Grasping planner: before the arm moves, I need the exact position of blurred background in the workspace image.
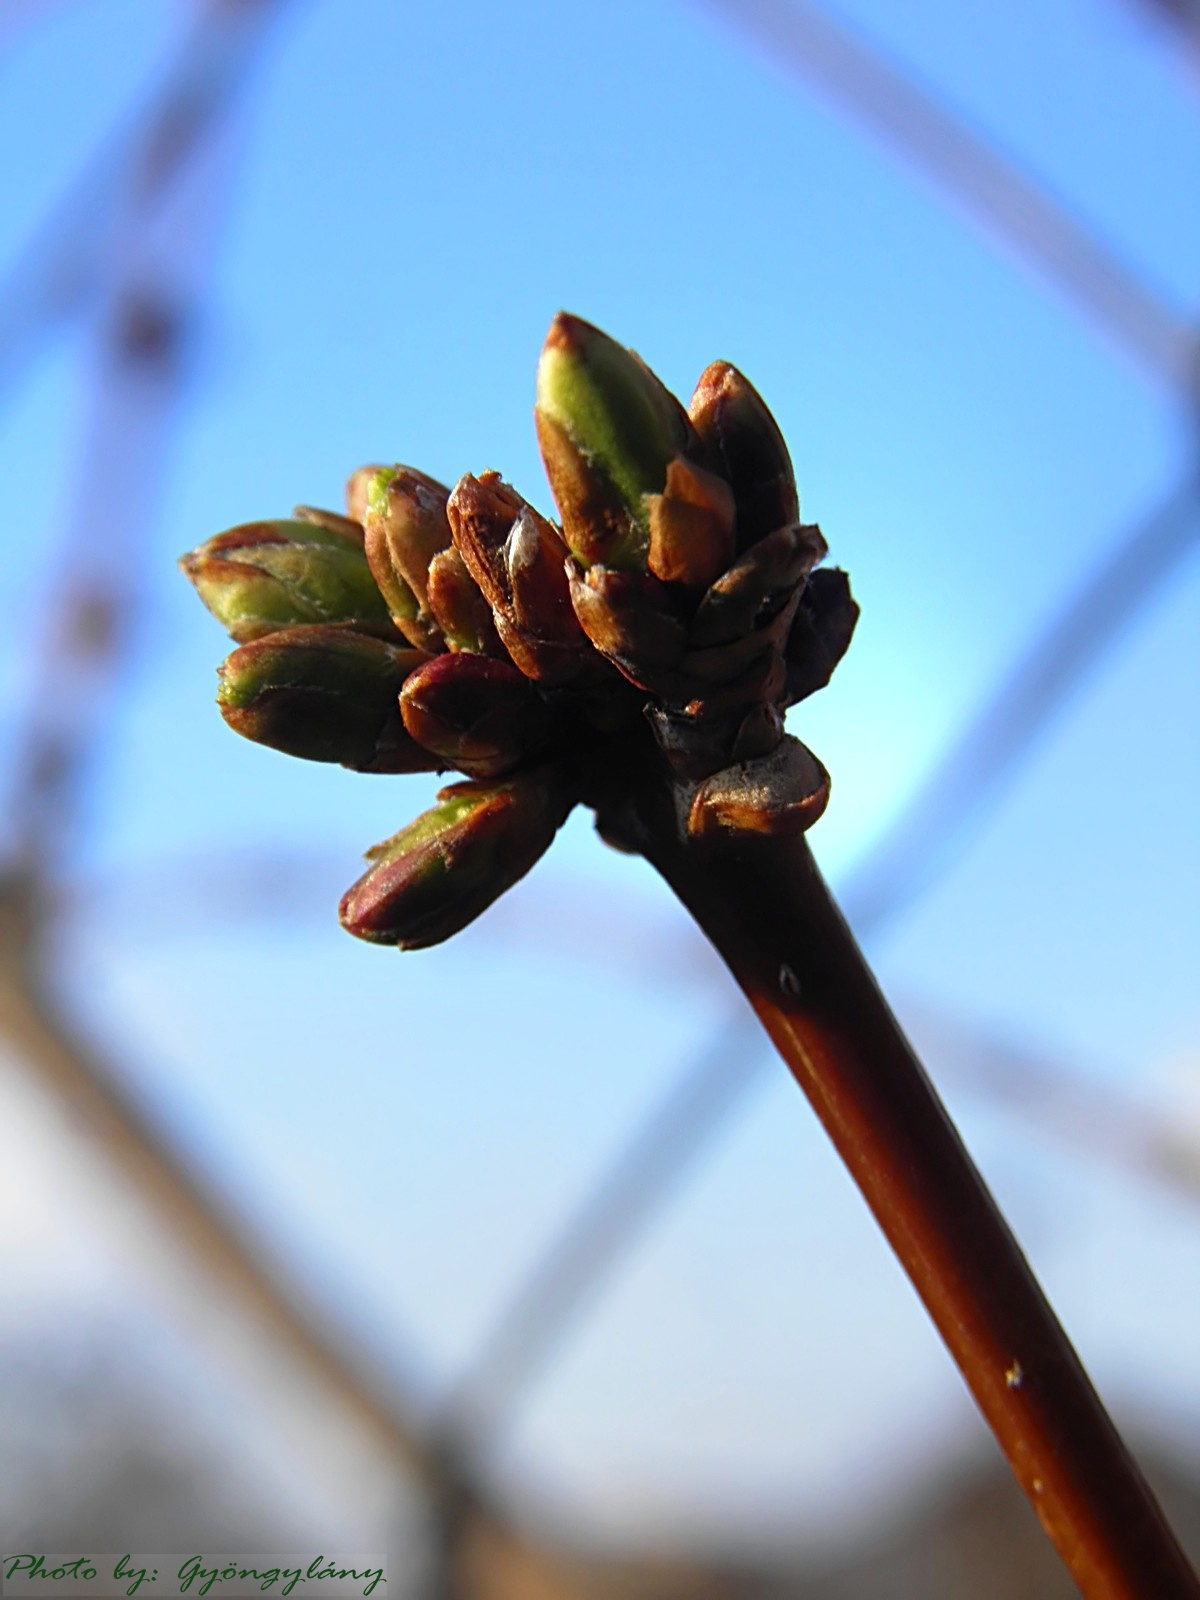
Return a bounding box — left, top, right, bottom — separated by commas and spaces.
0, 1, 1197, 1594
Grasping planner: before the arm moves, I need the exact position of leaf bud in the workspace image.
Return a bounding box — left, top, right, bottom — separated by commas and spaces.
180, 519, 397, 643
399, 653, 552, 778
688, 362, 799, 550
687, 736, 830, 837
363, 466, 453, 649
216, 625, 434, 772
535, 312, 690, 569
338, 772, 573, 949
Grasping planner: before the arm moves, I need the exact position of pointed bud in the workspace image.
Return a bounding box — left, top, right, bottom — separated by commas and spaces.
689, 362, 798, 550
180, 519, 397, 643
784, 567, 860, 705
535, 312, 690, 569
339, 772, 572, 949
363, 467, 452, 649
399, 654, 552, 778
645, 456, 736, 588
426, 546, 504, 655
217, 625, 435, 772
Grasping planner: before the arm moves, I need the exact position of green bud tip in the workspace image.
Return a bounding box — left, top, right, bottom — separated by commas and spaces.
338, 773, 572, 949
534, 312, 690, 569
180, 519, 396, 643
216, 625, 430, 770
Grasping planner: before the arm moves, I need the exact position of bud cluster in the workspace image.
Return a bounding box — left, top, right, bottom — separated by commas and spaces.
181, 314, 857, 947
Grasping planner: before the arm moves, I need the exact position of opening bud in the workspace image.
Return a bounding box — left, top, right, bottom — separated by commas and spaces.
447, 472, 526, 613
567, 565, 687, 688
293, 504, 364, 539
688, 523, 827, 650
504, 506, 578, 642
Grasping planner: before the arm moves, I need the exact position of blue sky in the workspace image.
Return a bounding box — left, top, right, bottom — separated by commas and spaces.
1, 0, 1197, 1553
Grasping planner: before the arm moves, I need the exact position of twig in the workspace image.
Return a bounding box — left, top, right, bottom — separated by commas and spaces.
626, 773, 1200, 1598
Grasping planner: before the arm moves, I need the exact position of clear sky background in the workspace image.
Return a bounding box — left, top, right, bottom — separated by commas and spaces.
0, 0, 1197, 1559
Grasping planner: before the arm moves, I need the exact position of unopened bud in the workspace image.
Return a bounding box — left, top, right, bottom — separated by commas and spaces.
687, 736, 830, 837
339, 772, 572, 949
689, 362, 798, 550
535, 312, 689, 569
217, 625, 433, 771
399, 653, 552, 777
180, 519, 396, 643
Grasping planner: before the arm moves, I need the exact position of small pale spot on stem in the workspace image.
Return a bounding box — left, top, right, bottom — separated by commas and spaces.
1005, 1360, 1024, 1389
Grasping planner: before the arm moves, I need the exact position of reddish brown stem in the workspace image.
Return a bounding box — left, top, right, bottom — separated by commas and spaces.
630, 781, 1199, 1599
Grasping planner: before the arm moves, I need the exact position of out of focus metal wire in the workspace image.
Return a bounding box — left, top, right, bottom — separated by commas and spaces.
0, 0, 490, 1561
0, 882, 437, 1480
0, 12, 561, 1595
5, 0, 294, 874
0, 0, 286, 415
901, 994, 1200, 1208
694, 0, 1194, 389
1131, 0, 1200, 63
